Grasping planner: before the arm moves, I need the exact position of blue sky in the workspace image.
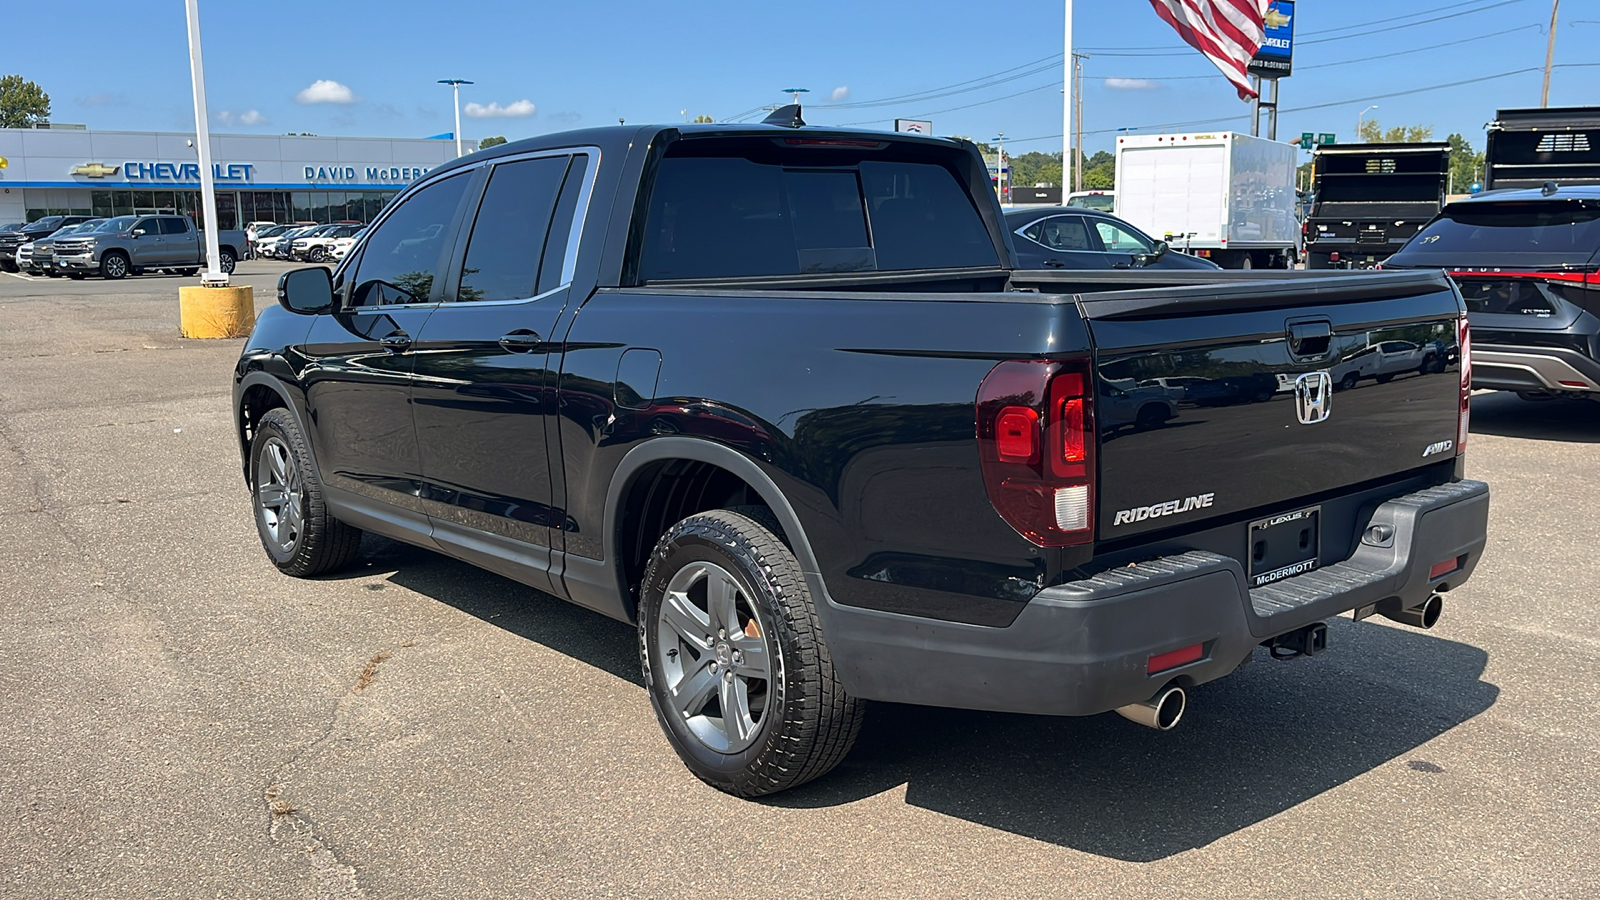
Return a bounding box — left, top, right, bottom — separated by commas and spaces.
8, 0, 1597, 159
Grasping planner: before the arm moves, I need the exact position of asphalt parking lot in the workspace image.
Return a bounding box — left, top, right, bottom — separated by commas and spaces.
2, 262, 1598, 898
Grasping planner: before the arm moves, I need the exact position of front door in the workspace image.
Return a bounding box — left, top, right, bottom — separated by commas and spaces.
409, 152, 591, 590
299, 170, 475, 512
130, 217, 168, 267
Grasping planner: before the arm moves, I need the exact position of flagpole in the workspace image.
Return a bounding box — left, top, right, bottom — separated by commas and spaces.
1064, 0, 1073, 193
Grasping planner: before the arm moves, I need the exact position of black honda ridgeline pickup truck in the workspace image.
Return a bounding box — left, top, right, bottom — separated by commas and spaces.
234, 111, 1489, 796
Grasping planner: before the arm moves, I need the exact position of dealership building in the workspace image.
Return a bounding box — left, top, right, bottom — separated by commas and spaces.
0, 126, 456, 227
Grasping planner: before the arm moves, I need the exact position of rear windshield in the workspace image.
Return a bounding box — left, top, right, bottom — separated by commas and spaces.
1406, 202, 1600, 255
636, 140, 996, 281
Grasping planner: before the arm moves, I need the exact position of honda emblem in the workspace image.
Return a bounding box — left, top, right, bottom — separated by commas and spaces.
1294, 372, 1332, 424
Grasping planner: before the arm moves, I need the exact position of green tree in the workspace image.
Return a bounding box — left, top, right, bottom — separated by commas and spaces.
692, 114, 714, 124
478, 136, 507, 149
1446, 132, 1486, 195
0, 75, 51, 128
1357, 119, 1434, 143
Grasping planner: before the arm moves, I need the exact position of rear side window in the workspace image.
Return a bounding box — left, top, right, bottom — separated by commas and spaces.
637, 144, 995, 281
1407, 202, 1600, 255
160, 217, 189, 235
456, 155, 569, 302
1023, 216, 1091, 251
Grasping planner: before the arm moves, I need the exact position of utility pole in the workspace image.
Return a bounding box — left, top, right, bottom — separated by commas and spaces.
1063, 0, 1073, 192
1073, 53, 1087, 192
438, 79, 473, 157
994, 132, 1006, 205
1542, 0, 1561, 107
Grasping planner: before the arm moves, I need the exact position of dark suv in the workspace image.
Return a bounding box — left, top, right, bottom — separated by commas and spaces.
0, 215, 98, 272
1384, 185, 1600, 401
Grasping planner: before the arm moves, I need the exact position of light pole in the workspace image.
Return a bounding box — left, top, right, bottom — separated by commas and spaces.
1356, 105, 1378, 141
184, 0, 224, 286
438, 79, 473, 157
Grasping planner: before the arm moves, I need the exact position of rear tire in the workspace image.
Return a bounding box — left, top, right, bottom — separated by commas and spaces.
249, 408, 362, 577
639, 509, 864, 797
1135, 404, 1171, 430
219, 249, 237, 274
1339, 372, 1359, 392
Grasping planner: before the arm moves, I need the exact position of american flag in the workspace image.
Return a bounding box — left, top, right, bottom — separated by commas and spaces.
1146, 0, 1273, 100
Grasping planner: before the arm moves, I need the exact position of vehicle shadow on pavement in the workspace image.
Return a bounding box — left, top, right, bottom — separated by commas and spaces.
769, 616, 1497, 862
358, 536, 644, 687
1470, 391, 1600, 443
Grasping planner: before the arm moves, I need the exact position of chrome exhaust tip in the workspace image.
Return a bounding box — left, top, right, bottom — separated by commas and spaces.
1382, 594, 1443, 629
1115, 684, 1186, 731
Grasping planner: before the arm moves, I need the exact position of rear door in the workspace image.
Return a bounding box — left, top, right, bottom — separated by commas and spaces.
409, 150, 594, 587
1013, 213, 1111, 269
161, 216, 198, 264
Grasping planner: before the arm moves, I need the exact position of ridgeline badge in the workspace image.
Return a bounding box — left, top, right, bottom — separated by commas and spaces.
71, 162, 121, 178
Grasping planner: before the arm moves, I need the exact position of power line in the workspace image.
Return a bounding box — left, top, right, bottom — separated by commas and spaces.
1079, 0, 1522, 57
997, 64, 1600, 147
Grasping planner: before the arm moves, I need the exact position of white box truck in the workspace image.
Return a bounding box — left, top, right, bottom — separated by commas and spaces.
1114, 132, 1299, 269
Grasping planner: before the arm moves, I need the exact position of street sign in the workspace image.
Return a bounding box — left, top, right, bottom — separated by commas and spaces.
1318, 133, 1336, 145
1248, 0, 1294, 78
895, 119, 933, 135
1300, 132, 1314, 150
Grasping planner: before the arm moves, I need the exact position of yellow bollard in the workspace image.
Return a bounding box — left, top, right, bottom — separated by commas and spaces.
178, 284, 255, 339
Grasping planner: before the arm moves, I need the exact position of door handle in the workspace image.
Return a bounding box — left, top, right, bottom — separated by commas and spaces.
498, 329, 543, 353
379, 330, 413, 352
1043, 259, 1067, 269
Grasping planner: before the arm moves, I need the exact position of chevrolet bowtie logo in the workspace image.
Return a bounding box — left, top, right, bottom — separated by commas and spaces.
1264, 6, 1292, 29
72, 162, 121, 178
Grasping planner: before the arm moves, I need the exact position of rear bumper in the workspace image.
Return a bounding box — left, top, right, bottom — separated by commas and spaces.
824, 479, 1489, 716
1473, 345, 1600, 393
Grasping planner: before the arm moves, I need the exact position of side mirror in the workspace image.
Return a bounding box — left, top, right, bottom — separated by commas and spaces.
1133, 240, 1170, 267
131, 228, 146, 237
277, 266, 334, 315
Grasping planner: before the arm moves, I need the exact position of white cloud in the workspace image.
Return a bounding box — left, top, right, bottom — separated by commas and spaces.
830, 86, 850, 102
464, 99, 537, 118
1104, 78, 1162, 91
295, 80, 358, 104
214, 109, 269, 126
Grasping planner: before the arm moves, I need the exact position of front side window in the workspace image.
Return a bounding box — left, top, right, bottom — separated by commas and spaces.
1093, 220, 1152, 253
456, 155, 570, 302
349, 173, 470, 307
135, 219, 161, 235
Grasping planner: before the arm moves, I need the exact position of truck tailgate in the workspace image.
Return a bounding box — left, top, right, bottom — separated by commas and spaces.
1065, 271, 1466, 541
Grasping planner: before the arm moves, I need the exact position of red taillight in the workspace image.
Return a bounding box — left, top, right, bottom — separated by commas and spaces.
1430, 556, 1464, 579
1458, 315, 1471, 453
1447, 269, 1600, 286
977, 359, 1097, 546
1330, 252, 1341, 263
1148, 643, 1205, 674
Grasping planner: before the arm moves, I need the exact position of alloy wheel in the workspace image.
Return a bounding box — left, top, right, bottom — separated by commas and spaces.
256, 437, 304, 553
655, 561, 775, 754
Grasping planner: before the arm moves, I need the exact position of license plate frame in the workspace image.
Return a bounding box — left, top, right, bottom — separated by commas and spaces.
1247, 505, 1322, 588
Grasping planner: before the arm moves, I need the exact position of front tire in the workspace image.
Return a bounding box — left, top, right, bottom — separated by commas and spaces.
639, 509, 864, 797
249, 408, 362, 577
100, 252, 129, 280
